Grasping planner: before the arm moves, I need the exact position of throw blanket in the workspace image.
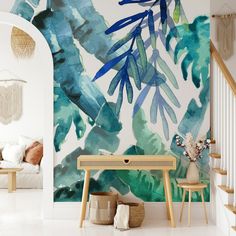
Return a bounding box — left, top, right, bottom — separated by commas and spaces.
114, 204, 129, 230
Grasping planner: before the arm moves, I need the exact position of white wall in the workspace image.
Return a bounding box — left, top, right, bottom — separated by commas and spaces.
211, 0, 236, 79
0, 23, 46, 142
0, 12, 54, 218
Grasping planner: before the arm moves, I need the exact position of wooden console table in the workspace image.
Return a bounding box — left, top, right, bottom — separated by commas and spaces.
77, 155, 176, 228
0, 168, 23, 193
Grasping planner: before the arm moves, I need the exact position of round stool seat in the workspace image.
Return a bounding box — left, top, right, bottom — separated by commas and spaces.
177, 183, 207, 190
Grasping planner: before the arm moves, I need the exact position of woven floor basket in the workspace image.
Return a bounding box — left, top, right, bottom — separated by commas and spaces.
118, 202, 145, 228
89, 192, 118, 225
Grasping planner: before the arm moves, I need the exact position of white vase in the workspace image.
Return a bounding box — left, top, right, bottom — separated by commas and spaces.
186, 162, 199, 184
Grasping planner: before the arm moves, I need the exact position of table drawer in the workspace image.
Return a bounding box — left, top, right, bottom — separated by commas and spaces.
78, 155, 176, 170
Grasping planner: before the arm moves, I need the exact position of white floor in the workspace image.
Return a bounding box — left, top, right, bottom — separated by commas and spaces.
0, 190, 226, 236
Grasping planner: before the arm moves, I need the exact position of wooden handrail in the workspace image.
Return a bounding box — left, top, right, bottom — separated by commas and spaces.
210, 40, 236, 96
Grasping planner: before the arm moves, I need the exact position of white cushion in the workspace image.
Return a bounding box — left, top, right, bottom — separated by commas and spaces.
2, 144, 25, 165
0, 141, 17, 149
20, 162, 40, 174
0, 161, 40, 174
40, 156, 45, 172
18, 136, 35, 149
18, 135, 43, 149
0, 160, 17, 168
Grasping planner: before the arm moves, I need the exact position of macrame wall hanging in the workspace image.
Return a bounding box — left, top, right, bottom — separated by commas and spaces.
11, 26, 36, 59
212, 6, 236, 60
0, 71, 26, 125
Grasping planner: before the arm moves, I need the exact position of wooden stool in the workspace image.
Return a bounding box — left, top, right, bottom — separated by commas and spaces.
177, 183, 208, 226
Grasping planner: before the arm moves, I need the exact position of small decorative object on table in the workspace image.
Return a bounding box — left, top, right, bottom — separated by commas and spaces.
176, 133, 211, 184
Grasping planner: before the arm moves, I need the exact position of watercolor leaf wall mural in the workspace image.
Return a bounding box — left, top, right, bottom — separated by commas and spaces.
92, 0, 181, 140
166, 16, 210, 88
54, 86, 86, 152
54, 108, 209, 202
8, 0, 210, 203
11, 0, 39, 21
32, 9, 122, 134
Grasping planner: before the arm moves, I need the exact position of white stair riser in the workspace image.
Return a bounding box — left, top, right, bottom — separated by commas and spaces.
210, 158, 221, 169
212, 172, 227, 185
209, 144, 216, 154
213, 186, 235, 235
225, 208, 236, 227
214, 159, 221, 169
228, 195, 234, 206
217, 187, 234, 205
215, 195, 230, 236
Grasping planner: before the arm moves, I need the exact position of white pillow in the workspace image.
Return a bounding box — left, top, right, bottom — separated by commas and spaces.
0, 160, 18, 168
40, 156, 45, 172
18, 135, 35, 149
20, 162, 40, 174
18, 135, 43, 149
2, 144, 26, 165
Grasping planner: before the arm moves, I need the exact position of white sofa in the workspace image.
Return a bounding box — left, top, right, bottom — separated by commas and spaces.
0, 160, 43, 189
0, 139, 43, 189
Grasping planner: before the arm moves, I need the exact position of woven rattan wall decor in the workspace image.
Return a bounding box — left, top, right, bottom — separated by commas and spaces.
0, 70, 26, 125
11, 27, 35, 59
0, 81, 23, 124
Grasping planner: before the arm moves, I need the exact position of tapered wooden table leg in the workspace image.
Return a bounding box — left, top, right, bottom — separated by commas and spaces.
163, 176, 170, 220
8, 173, 14, 193
80, 170, 90, 228
12, 172, 16, 191
180, 189, 186, 222
188, 190, 192, 227
201, 189, 208, 224
163, 170, 176, 227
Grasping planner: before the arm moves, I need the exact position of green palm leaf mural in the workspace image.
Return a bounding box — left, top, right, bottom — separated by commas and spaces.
166, 16, 210, 88
54, 86, 86, 152
9, 0, 210, 203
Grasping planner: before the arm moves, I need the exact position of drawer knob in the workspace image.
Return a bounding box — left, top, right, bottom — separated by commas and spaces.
123, 159, 130, 164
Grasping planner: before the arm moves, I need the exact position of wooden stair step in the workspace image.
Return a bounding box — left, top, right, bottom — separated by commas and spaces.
213, 168, 227, 175
218, 185, 234, 194
232, 226, 236, 232
209, 153, 221, 159
225, 204, 236, 214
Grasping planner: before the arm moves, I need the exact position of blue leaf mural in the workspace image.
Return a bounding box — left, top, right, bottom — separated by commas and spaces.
93, 50, 132, 82
119, 0, 154, 5
105, 11, 149, 35
9, 0, 210, 203
160, 0, 167, 24
148, 10, 157, 49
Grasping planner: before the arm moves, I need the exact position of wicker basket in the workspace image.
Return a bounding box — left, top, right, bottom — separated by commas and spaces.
118, 201, 145, 228
89, 192, 118, 225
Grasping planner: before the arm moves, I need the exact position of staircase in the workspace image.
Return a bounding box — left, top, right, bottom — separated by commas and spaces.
210, 41, 236, 236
